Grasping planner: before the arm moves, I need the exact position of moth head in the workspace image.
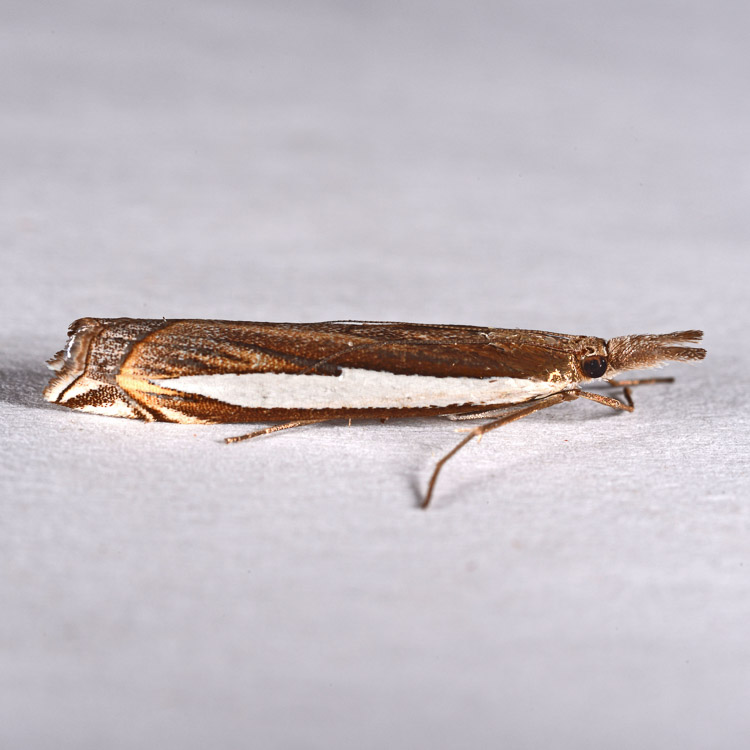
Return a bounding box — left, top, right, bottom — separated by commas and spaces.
575, 330, 706, 380
604, 330, 705, 376
575, 338, 610, 380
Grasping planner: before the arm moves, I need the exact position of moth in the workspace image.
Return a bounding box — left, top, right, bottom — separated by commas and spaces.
44, 318, 706, 507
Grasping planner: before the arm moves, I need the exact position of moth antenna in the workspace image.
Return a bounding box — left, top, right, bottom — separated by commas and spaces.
606, 330, 706, 374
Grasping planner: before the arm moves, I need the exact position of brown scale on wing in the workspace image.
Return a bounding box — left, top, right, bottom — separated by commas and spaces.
297, 323, 588, 379
123, 320, 588, 382
122, 321, 341, 380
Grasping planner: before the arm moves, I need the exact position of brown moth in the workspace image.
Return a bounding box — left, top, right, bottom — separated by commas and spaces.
44, 318, 706, 507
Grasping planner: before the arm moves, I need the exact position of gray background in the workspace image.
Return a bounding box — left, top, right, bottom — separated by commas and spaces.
2, 1, 749, 748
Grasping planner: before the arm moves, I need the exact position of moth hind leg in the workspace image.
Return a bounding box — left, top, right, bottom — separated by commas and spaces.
423, 391, 575, 509
443, 405, 521, 421
225, 419, 334, 444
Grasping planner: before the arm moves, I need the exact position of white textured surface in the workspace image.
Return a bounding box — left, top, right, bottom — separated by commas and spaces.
1, 1, 749, 749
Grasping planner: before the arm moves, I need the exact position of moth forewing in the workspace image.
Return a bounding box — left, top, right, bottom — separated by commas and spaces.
44, 318, 706, 507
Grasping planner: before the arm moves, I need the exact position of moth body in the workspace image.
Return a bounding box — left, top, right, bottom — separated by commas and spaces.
44, 318, 704, 425
43, 317, 705, 506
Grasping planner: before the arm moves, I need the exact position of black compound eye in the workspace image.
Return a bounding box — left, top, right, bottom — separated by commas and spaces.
582, 356, 608, 378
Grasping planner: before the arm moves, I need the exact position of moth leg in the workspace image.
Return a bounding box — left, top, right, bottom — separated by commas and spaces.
577, 389, 635, 411
444, 405, 519, 421
582, 376, 674, 411
606, 376, 674, 387
442, 376, 669, 424
225, 419, 332, 444
422, 391, 576, 509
